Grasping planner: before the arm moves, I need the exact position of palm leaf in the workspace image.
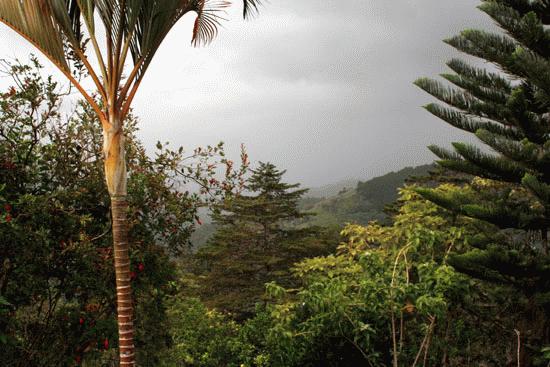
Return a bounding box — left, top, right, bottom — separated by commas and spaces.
243, 0, 261, 19
192, 1, 230, 47
120, 0, 260, 112
0, 0, 68, 72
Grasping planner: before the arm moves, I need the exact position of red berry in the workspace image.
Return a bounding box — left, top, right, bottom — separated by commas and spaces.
138, 263, 144, 272
130, 271, 137, 280
103, 338, 109, 350
5, 213, 11, 223
4, 204, 11, 212
79, 317, 84, 325
75, 355, 81, 364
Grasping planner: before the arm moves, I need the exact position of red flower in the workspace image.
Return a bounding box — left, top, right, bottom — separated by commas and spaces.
137, 263, 145, 272
79, 317, 84, 325
103, 338, 109, 350
130, 271, 137, 280
5, 213, 11, 223
4, 204, 11, 212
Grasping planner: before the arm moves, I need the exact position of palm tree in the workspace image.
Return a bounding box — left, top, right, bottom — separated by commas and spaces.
0, 1, 261, 365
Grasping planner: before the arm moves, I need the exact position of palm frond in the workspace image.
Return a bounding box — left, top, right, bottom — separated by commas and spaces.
119, 0, 231, 112
0, 0, 68, 72
243, 0, 262, 19
192, 1, 230, 47
76, 0, 95, 33
0, 0, 108, 120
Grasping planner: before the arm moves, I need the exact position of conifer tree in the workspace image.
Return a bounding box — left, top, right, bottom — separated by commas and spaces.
415, 0, 550, 360
195, 162, 336, 319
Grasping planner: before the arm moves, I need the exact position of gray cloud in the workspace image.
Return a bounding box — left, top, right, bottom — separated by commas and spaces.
0, 1, 499, 187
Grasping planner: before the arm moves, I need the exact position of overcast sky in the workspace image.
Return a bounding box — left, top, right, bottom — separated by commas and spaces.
0, 0, 496, 187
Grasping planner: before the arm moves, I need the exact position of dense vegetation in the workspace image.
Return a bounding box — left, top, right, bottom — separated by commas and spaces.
415, 0, 550, 363
0, 59, 246, 366
192, 162, 338, 320
2, 0, 550, 366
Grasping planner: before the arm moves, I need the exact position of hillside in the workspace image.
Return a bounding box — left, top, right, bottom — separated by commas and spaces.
299, 164, 435, 227
304, 178, 359, 198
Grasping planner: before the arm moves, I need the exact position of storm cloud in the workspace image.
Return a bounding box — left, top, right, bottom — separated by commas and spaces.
0, 1, 496, 187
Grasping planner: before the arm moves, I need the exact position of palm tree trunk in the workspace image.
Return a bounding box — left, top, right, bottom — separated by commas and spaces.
111, 196, 135, 366
103, 122, 135, 366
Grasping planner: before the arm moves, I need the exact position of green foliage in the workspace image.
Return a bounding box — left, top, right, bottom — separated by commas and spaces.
193, 162, 337, 319
0, 58, 244, 366
252, 187, 522, 366
165, 185, 518, 366
161, 297, 243, 367
415, 1, 550, 361
245, 187, 472, 366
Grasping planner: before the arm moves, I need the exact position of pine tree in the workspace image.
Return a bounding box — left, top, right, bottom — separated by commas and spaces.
194, 162, 336, 319
415, 0, 550, 361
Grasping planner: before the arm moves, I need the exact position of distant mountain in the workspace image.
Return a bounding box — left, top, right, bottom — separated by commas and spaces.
356, 164, 435, 210
298, 164, 435, 228
304, 178, 359, 198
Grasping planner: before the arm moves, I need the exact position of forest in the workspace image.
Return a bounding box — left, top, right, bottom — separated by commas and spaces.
1, 0, 550, 366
